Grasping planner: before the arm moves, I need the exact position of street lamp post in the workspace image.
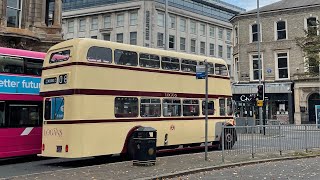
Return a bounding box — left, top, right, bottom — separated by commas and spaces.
257, 0, 263, 130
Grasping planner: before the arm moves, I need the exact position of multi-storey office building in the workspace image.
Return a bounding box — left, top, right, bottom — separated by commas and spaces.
231, 0, 320, 124
61, 0, 244, 75
0, 0, 62, 51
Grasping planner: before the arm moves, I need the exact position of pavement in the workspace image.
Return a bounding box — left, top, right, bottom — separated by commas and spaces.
4, 148, 320, 180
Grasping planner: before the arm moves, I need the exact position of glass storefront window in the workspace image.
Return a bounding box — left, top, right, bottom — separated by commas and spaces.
7, 0, 22, 28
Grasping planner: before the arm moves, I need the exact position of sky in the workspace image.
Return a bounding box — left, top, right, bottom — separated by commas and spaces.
224, 0, 281, 11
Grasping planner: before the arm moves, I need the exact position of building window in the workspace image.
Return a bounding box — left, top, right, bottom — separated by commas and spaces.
91, 16, 98, 30
116, 33, 123, 43
115, 97, 138, 118
200, 24, 206, 36
163, 99, 181, 117
277, 21, 286, 40
252, 55, 263, 80
130, 11, 138, 26
209, 26, 215, 38
218, 28, 223, 39
79, 19, 86, 32
200, 42, 206, 55
180, 37, 186, 51
234, 57, 240, 81
276, 52, 289, 79
68, 20, 74, 33
180, 18, 186, 32
190, 21, 196, 34
218, 45, 223, 58
209, 43, 215, 56
91, 36, 97, 39
227, 46, 232, 59
191, 39, 196, 53
234, 26, 238, 44
227, 30, 232, 42
117, 14, 124, 27
307, 17, 318, 36
103, 33, 110, 41
104, 15, 111, 28
130, 32, 137, 45
251, 24, 260, 42
157, 33, 164, 47
169, 15, 176, 29
6, 0, 22, 28
140, 98, 161, 117
169, 35, 175, 49
157, 12, 164, 27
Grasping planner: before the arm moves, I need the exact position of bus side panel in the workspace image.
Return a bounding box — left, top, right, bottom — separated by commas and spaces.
41, 119, 224, 158
0, 127, 42, 158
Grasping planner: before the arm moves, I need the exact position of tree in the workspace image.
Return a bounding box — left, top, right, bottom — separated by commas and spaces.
296, 19, 320, 76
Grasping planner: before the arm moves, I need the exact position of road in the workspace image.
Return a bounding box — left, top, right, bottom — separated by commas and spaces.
0, 155, 121, 179
180, 156, 320, 179
0, 127, 319, 179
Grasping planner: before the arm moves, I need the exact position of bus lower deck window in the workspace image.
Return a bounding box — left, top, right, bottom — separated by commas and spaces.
183, 99, 199, 116
115, 97, 138, 118
163, 99, 181, 117
140, 98, 161, 117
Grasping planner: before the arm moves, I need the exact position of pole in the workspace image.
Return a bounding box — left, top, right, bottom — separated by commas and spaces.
205, 59, 209, 161
164, 0, 168, 50
257, 0, 263, 132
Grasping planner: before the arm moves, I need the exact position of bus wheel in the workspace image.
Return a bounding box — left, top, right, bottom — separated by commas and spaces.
224, 128, 235, 150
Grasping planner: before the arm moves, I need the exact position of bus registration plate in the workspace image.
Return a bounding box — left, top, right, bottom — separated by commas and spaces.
56, 146, 62, 153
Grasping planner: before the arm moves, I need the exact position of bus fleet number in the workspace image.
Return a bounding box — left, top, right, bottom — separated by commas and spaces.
58, 74, 68, 84
165, 93, 178, 97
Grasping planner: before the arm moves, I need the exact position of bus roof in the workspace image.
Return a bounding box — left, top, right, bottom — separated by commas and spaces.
48, 38, 228, 65
0, 47, 46, 60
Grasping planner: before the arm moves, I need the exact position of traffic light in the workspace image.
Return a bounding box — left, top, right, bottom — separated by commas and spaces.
257, 84, 264, 100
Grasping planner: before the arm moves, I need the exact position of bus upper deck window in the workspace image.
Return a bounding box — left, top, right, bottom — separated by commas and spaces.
50, 50, 70, 64
181, 59, 197, 73
161, 57, 180, 71
87, 46, 112, 63
0, 56, 24, 74
114, 49, 138, 66
139, 53, 160, 69
199, 61, 214, 74
215, 64, 228, 76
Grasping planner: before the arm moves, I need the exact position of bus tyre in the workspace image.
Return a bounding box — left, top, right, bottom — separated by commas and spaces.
224, 128, 235, 150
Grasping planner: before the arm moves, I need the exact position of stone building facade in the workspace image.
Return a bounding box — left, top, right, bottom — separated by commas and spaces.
0, 0, 63, 52
231, 0, 320, 124
61, 0, 244, 76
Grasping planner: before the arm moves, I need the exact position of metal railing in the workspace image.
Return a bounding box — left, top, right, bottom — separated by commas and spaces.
221, 124, 320, 162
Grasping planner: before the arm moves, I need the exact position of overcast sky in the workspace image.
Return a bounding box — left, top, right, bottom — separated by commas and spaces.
225, 0, 281, 10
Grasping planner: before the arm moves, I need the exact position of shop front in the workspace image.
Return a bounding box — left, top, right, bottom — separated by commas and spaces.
232, 83, 294, 124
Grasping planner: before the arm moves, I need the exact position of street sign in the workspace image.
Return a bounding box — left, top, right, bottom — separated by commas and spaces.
266, 68, 272, 74
315, 105, 320, 128
196, 65, 206, 79
257, 100, 264, 107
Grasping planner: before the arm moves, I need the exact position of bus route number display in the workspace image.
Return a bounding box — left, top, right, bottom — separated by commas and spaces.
58, 74, 68, 84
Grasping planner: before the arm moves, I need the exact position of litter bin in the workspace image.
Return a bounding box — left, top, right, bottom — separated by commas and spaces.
132, 127, 157, 166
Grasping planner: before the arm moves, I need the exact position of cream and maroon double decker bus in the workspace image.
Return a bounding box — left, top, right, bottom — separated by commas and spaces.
40, 38, 235, 158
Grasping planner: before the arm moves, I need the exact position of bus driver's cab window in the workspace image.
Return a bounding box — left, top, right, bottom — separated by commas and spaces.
44, 97, 64, 120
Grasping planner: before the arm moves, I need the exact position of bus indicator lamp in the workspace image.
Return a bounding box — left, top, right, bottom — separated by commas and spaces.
42, 144, 45, 151
65, 145, 69, 152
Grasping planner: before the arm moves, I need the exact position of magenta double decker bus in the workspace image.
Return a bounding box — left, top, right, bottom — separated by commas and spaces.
0, 47, 45, 159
